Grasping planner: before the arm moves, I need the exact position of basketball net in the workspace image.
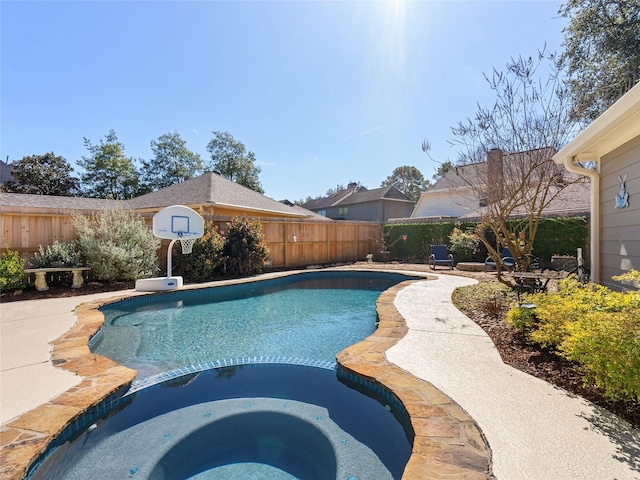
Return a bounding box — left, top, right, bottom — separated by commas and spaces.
180, 238, 196, 255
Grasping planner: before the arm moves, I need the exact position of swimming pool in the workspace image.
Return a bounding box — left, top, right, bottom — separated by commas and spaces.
93, 271, 417, 377
31, 271, 421, 479
31, 362, 413, 480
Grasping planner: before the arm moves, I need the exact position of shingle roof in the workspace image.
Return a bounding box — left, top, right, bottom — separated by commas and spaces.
1, 173, 328, 220
0, 192, 116, 211
126, 172, 309, 217
302, 187, 358, 210
339, 186, 413, 205
303, 185, 413, 210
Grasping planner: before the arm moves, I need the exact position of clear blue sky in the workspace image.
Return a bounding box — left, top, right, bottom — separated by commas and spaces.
1, 0, 566, 202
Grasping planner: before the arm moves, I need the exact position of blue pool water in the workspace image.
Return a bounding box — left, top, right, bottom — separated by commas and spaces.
32, 271, 419, 480
94, 271, 415, 377
32, 362, 413, 480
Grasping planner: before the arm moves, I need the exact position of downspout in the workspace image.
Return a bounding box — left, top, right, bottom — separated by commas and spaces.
562, 156, 600, 283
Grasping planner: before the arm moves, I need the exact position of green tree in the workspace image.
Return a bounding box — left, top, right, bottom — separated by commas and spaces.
140, 131, 203, 192
2, 153, 78, 196
381, 166, 428, 201
78, 130, 140, 199
205, 131, 264, 193
559, 0, 640, 122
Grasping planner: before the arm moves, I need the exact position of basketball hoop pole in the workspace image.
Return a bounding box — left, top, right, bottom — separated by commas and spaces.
167, 239, 178, 278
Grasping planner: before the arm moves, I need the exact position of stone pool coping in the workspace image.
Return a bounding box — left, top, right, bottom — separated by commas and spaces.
0, 270, 491, 479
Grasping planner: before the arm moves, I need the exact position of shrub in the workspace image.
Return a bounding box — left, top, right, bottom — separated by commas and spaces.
31, 241, 83, 268
505, 305, 537, 332
174, 222, 225, 282
508, 277, 640, 402
223, 217, 269, 277
561, 307, 640, 401
73, 207, 161, 282
529, 279, 630, 348
613, 269, 640, 289
448, 226, 480, 263
0, 249, 26, 291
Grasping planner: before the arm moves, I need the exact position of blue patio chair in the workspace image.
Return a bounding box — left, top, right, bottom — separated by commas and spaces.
484, 247, 515, 272
428, 245, 454, 270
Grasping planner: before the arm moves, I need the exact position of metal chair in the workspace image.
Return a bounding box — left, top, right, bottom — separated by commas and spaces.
428, 245, 454, 270
484, 247, 516, 272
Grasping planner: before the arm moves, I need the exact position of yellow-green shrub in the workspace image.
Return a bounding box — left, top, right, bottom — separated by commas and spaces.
561, 308, 640, 401
506, 277, 640, 401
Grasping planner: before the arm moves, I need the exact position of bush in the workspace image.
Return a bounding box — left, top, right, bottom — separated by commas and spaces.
505, 305, 537, 332
73, 208, 161, 282
31, 241, 83, 268
174, 222, 225, 282
223, 217, 269, 277
448, 226, 480, 263
561, 308, 640, 401
507, 277, 640, 402
0, 249, 26, 291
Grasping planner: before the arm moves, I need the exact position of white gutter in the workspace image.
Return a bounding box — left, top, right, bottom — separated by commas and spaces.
558, 158, 600, 283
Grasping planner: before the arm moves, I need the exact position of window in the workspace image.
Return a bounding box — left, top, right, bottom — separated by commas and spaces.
317, 210, 326, 216
338, 207, 348, 216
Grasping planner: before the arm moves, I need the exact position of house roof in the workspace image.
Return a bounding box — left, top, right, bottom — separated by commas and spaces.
428, 163, 483, 192
456, 178, 591, 219
127, 172, 312, 218
553, 82, 640, 165
1, 172, 330, 221
339, 186, 414, 205
303, 185, 413, 210
0, 192, 116, 211
302, 186, 359, 210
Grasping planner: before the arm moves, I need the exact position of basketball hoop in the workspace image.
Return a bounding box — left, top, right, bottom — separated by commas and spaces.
180, 238, 196, 255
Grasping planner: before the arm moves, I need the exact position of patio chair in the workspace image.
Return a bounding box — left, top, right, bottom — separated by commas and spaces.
484, 247, 515, 272
428, 245, 454, 270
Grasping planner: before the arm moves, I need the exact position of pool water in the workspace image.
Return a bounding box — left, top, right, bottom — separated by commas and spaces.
32, 363, 412, 480
95, 272, 414, 377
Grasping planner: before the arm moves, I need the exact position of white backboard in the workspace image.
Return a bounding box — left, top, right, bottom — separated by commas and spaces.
153, 205, 205, 240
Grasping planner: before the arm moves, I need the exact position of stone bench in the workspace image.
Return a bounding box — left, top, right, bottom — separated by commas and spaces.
23, 267, 92, 291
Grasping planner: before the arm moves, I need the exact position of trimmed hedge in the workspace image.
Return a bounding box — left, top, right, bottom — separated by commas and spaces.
384, 217, 588, 265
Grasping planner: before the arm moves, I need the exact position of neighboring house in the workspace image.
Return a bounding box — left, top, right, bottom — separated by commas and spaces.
398, 148, 590, 222
553, 82, 640, 290
302, 183, 415, 223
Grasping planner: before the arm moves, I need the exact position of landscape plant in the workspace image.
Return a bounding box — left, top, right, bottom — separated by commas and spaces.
223, 217, 269, 277
73, 207, 160, 282
507, 277, 640, 402
173, 221, 225, 282
29, 240, 84, 287
31, 241, 83, 268
448, 226, 480, 263
0, 249, 25, 291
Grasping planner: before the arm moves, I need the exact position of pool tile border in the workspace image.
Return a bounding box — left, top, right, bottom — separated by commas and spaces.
0, 271, 492, 480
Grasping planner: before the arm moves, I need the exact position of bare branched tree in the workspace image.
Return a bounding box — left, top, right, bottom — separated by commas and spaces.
444, 51, 583, 284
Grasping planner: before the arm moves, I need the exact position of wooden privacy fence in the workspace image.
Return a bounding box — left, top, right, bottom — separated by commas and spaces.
1, 210, 383, 271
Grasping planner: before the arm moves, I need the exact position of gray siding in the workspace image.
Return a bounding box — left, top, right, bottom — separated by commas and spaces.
599, 135, 640, 289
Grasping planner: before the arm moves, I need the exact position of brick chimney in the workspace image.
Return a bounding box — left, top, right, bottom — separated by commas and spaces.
487, 148, 504, 203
